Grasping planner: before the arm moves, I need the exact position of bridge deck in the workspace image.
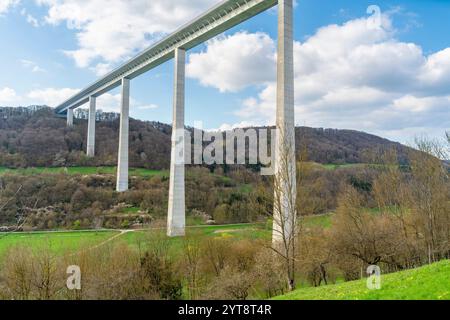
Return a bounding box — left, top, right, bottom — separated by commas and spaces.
55, 0, 277, 114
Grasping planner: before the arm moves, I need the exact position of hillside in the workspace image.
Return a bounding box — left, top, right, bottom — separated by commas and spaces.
274, 260, 450, 300
0, 108, 414, 169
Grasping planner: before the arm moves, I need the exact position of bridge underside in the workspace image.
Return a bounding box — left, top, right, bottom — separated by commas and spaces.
55, 0, 277, 113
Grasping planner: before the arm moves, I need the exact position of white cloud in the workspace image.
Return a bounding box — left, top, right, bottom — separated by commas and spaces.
189, 15, 450, 142
95, 94, 158, 113
26, 88, 145, 111
0, 0, 19, 15
419, 48, 450, 95
187, 31, 276, 92
27, 87, 79, 107
213, 121, 259, 132
0, 87, 19, 104
90, 62, 113, 77
2, 86, 157, 113
35, 0, 218, 69
138, 104, 159, 110
20, 59, 46, 73
21, 8, 40, 26
26, 13, 39, 27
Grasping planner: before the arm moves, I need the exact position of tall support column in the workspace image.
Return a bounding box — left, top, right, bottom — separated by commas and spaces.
87, 96, 96, 157
67, 108, 74, 127
116, 78, 130, 192
273, 0, 296, 246
167, 48, 186, 237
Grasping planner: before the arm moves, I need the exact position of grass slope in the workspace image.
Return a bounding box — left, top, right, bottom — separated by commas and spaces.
275, 260, 450, 300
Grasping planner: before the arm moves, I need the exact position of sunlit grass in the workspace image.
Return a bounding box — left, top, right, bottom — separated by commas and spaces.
0, 230, 119, 258
274, 260, 450, 300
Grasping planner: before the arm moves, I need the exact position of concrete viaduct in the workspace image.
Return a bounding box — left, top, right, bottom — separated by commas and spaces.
55, 0, 296, 241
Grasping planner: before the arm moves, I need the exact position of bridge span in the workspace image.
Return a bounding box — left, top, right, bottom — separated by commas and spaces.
55, 0, 296, 243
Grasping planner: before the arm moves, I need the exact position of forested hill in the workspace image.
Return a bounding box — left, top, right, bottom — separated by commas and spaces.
0, 108, 414, 169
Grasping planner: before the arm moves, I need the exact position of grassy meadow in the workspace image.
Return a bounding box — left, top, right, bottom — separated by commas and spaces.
275, 260, 450, 300
0, 213, 334, 259
0, 224, 265, 258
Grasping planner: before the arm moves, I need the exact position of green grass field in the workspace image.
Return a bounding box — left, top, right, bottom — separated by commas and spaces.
119, 223, 270, 253
0, 215, 333, 260
0, 166, 167, 177
0, 230, 119, 257
274, 260, 450, 300
0, 223, 269, 259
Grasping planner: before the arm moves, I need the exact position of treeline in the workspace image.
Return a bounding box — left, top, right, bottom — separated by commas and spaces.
0, 110, 414, 169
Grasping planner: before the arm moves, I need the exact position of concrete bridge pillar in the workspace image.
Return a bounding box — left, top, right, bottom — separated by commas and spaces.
273, 0, 297, 246
116, 78, 130, 192
67, 108, 74, 127
167, 48, 186, 237
87, 96, 96, 157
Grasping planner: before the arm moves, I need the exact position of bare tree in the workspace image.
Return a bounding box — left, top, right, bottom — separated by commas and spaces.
409, 135, 450, 263
251, 130, 299, 291
272, 130, 298, 291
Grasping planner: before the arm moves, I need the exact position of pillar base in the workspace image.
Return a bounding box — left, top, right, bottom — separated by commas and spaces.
167, 226, 186, 237
87, 147, 95, 158
116, 182, 128, 193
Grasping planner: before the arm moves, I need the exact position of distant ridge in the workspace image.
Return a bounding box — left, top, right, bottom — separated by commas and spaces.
0, 108, 417, 169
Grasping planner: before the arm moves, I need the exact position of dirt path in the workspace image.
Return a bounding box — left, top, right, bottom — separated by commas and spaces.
67, 230, 134, 257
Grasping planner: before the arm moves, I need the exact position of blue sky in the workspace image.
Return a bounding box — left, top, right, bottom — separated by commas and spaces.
0, 0, 449, 144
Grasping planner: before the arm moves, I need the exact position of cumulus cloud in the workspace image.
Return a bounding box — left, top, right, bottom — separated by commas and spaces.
1, 86, 156, 114
90, 93, 158, 113
0, 87, 19, 104
0, 0, 19, 15
35, 0, 218, 69
213, 121, 259, 132
188, 15, 450, 142
187, 32, 276, 92
27, 87, 79, 107
90, 62, 113, 77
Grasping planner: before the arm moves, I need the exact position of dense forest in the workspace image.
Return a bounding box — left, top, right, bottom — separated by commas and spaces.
0, 108, 414, 169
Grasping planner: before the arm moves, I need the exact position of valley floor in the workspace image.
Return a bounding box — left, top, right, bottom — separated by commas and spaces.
0, 223, 267, 258
0, 215, 334, 258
